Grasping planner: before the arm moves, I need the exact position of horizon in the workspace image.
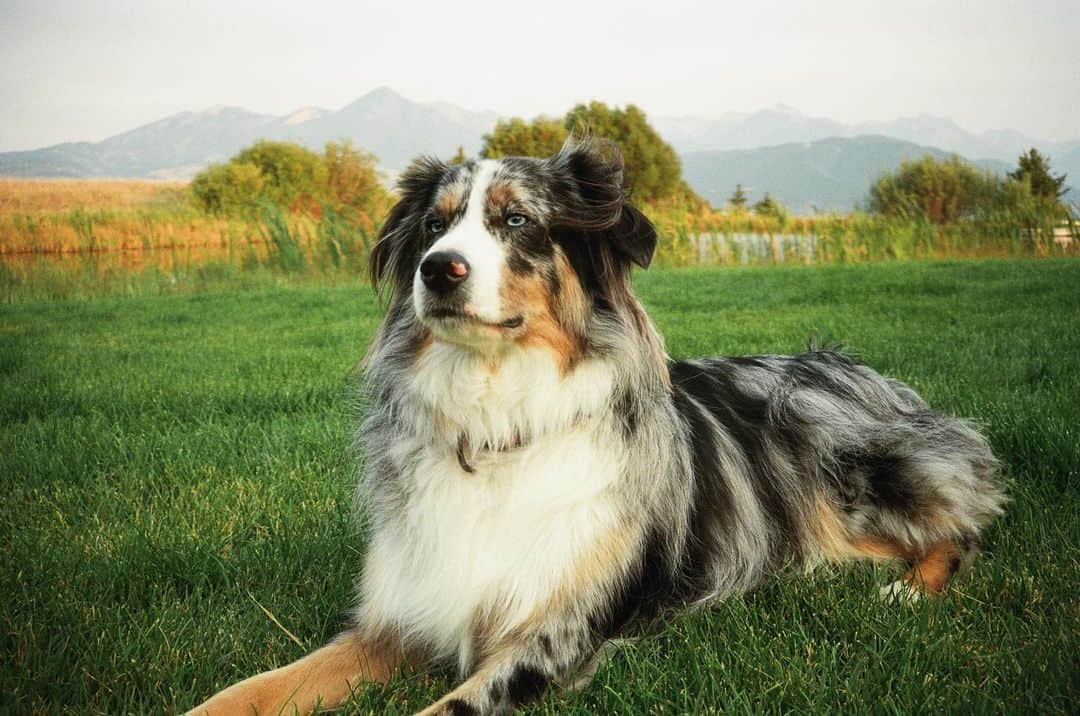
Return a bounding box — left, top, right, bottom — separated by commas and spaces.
2, 0, 1079, 153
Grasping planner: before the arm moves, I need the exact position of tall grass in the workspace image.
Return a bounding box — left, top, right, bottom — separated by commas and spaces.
1, 178, 1076, 302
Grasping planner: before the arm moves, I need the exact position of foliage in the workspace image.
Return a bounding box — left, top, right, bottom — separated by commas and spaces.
563, 102, 688, 204
867, 153, 1074, 232
481, 117, 568, 160
448, 146, 468, 165
729, 184, 748, 209
1009, 148, 1068, 201
867, 155, 1000, 224
189, 140, 388, 220
480, 103, 698, 205
322, 140, 391, 223
189, 161, 266, 215
230, 141, 327, 212
752, 193, 787, 223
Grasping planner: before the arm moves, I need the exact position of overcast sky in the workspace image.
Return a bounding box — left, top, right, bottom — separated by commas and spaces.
2, 0, 1077, 152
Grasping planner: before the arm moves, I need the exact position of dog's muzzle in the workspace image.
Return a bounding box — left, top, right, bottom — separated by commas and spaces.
419, 251, 469, 295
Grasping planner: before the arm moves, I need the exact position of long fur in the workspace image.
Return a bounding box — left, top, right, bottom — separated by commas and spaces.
188, 139, 1005, 716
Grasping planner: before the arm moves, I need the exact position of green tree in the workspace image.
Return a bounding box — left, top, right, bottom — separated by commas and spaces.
729, 184, 748, 209
752, 193, 787, 222
479, 103, 700, 205
232, 140, 326, 210
868, 155, 998, 224
189, 161, 265, 214
564, 102, 685, 203
323, 140, 390, 218
1009, 148, 1067, 201
448, 146, 468, 165
191, 139, 390, 218
481, 117, 568, 160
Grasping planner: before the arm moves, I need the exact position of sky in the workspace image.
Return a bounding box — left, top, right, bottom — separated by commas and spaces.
2, 0, 1078, 152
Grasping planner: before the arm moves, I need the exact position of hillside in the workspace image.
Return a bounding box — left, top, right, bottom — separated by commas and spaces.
680, 136, 1013, 212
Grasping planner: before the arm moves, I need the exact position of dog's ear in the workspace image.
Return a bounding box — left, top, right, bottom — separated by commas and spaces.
370, 156, 449, 296
611, 203, 658, 269
547, 138, 657, 270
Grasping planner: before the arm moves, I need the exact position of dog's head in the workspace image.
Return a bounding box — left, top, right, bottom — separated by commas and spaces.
370, 139, 656, 355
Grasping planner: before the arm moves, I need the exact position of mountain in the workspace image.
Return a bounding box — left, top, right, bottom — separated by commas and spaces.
656, 107, 1078, 168
0, 87, 498, 179
277, 87, 497, 171
3, 92, 1076, 211
680, 135, 1013, 213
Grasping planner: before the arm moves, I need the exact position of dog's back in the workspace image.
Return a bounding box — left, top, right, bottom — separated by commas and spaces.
668, 351, 1003, 603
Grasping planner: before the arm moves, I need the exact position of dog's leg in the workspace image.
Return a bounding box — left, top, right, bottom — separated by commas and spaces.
412, 622, 604, 716
185, 628, 404, 715
861, 538, 975, 603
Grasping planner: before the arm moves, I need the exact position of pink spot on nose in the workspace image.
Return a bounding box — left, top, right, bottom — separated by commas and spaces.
448, 261, 468, 278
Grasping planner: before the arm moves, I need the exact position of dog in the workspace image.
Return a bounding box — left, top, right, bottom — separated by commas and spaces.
188, 139, 1005, 715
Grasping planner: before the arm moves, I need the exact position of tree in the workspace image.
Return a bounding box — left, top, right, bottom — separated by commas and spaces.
481, 117, 568, 160
729, 184, 748, 209
479, 102, 701, 205
231, 140, 327, 211
564, 102, 685, 204
449, 146, 468, 165
190, 161, 265, 214
1009, 148, 1067, 201
868, 155, 998, 224
752, 193, 787, 222
191, 139, 389, 217
323, 140, 391, 218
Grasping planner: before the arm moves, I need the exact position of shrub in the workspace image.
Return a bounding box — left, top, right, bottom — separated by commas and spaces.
232, 141, 326, 211
868, 155, 998, 224
323, 140, 391, 222
191, 140, 391, 222
481, 117, 568, 160
190, 161, 265, 214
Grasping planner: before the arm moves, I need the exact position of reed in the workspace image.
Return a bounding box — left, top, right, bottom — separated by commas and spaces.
1, 178, 1075, 302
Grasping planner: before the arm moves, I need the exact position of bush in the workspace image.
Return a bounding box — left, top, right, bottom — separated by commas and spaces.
481, 117, 568, 160
191, 140, 390, 220
322, 140, 391, 222
868, 155, 999, 224
868, 154, 1073, 234
190, 161, 265, 215
231, 141, 326, 212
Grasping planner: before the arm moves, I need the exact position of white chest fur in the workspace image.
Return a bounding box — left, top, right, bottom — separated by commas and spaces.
358, 344, 623, 672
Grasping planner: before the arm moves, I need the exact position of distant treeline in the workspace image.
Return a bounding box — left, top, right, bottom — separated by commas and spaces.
189, 101, 1074, 234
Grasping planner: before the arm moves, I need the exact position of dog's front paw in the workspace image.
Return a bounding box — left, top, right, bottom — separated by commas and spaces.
879, 579, 922, 605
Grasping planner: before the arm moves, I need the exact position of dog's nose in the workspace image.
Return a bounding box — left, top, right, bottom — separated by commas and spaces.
420, 251, 470, 293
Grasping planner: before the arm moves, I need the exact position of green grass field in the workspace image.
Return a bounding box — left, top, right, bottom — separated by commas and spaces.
3, 259, 1078, 714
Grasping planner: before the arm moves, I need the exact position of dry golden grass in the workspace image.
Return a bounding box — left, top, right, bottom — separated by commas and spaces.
0, 178, 270, 257
0, 178, 188, 213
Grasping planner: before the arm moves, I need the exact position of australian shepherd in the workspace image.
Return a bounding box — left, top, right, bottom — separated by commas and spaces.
188, 140, 1005, 715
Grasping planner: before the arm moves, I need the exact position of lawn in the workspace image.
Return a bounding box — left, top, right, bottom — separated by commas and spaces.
2, 259, 1077, 714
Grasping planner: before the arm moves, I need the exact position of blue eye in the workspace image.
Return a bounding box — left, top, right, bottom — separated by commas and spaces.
427, 219, 444, 233
506, 214, 528, 227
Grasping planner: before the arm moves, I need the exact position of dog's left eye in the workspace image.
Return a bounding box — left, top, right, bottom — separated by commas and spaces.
506, 214, 528, 228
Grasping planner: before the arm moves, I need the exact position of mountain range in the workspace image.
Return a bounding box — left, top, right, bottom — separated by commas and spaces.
681, 136, 1014, 212
0, 87, 496, 180
1, 87, 1076, 211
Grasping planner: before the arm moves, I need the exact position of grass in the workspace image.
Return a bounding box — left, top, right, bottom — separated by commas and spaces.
0, 178, 188, 213
3, 178, 1077, 304
2, 259, 1078, 714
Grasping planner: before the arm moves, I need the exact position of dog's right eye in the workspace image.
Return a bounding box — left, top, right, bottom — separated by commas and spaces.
427, 219, 445, 233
